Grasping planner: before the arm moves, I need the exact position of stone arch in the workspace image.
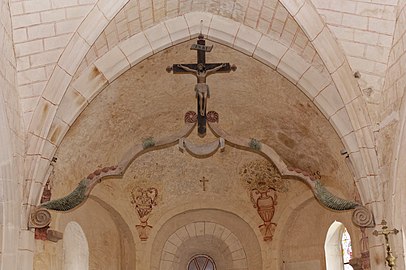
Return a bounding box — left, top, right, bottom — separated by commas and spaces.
159, 221, 247, 270
274, 186, 358, 269
149, 208, 262, 270
389, 92, 406, 269
55, 13, 351, 144
0, 84, 21, 268
25, 9, 376, 217
271, 190, 314, 267
147, 194, 263, 242
391, 92, 406, 215
278, 0, 379, 208
54, 196, 131, 270
50, 15, 354, 168
63, 221, 89, 270
24, 0, 130, 208
89, 196, 137, 270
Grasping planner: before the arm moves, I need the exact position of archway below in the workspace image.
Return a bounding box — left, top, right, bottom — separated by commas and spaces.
150, 209, 260, 270
63, 222, 89, 270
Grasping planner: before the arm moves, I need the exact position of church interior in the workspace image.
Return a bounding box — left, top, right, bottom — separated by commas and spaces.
1, 0, 406, 269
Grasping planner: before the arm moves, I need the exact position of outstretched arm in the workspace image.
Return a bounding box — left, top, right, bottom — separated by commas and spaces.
177, 64, 197, 73
206, 63, 226, 75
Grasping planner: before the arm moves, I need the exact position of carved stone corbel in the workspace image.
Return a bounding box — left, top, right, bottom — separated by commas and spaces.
29, 207, 52, 229
352, 206, 375, 228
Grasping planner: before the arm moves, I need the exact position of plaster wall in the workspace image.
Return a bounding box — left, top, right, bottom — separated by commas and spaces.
62, 222, 89, 270
32, 180, 361, 270
34, 199, 124, 270
0, 0, 25, 269
281, 198, 361, 270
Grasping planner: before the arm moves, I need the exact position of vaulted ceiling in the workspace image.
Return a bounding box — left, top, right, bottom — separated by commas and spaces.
52, 41, 355, 197
18, 0, 386, 225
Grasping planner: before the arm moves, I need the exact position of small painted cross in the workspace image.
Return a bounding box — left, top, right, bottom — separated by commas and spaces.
200, 177, 209, 191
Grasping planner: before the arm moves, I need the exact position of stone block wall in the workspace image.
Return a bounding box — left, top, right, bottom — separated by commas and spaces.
9, 0, 96, 130
311, 0, 397, 106
0, 0, 25, 269
4, 0, 406, 269
377, 2, 406, 269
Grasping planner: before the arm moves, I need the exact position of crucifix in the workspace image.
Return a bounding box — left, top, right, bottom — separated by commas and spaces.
200, 177, 209, 191
167, 22, 236, 137
373, 220, 399, 269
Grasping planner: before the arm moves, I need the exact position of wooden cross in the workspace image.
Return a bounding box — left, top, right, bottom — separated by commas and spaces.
200, 177, 209, 191
373, 220, 399, 269
167, 27, 236, 137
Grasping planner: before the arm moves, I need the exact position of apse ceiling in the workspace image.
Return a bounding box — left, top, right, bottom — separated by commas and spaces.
51, 41, 355, 200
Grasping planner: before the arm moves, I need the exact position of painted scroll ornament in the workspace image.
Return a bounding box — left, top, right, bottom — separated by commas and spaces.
130, 187, 158, 241
31, 111, 374, 232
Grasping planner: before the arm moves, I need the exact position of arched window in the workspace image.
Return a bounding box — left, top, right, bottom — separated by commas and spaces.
187, 255, 216, 270
63, 222, 89, 270
342, 227, 353, 269
325, 221, 353, 270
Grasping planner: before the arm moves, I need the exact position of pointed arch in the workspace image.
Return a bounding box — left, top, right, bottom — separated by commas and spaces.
25, 8, 377, 222
279, 0, 380, 209
24, 0, 130, 213
390, 93, 406, 269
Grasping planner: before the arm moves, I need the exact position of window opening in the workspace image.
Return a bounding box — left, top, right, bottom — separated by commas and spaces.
187, 255, 216, 270
342, 227, 353, 270
325, 221, 353, 270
